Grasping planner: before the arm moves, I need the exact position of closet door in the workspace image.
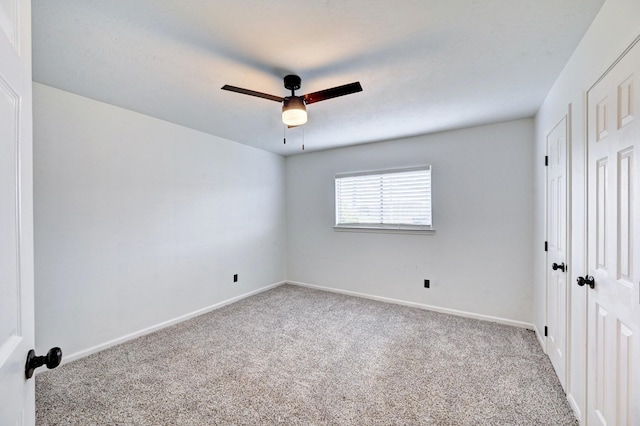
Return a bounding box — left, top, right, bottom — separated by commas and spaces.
546, 115, 569, 390
585, 38, 640, 426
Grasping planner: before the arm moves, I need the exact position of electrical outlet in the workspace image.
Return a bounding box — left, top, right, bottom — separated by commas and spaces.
424, 279, 430, 288
233, 274, 238, 283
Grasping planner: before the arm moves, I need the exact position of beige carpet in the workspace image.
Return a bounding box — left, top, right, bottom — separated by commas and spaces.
36, 284, 577, 425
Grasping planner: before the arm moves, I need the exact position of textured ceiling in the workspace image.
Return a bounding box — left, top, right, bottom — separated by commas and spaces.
32, 0, 604, 156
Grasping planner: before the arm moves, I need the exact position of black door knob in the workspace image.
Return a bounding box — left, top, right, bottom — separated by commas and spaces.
25, 347, 62, 379
552, 262, 566, 272
576, 276, 595, 289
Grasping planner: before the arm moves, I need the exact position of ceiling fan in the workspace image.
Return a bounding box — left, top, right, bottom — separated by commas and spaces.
221, 75, 362, 127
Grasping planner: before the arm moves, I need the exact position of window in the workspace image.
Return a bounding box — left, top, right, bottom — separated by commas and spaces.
335, 166, 432, 232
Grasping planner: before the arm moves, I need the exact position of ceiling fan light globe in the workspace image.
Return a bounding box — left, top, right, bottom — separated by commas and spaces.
282, 109, 307, 126
282, 97, 307, 126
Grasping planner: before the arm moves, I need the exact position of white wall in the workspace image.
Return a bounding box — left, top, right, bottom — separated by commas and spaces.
534, 0, 640, 420
286, 119, 534, 325
33, 83, 287, 360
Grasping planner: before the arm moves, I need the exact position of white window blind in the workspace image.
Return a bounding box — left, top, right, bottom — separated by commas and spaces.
335, 166, 432, 231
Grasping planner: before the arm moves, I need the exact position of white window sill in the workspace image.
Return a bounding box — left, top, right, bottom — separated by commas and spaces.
333, 225, 435, 235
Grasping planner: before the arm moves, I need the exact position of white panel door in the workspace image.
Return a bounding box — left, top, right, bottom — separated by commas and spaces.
0, 0, 35, 425
586, 38, 640, 426
546, 115, 569, 390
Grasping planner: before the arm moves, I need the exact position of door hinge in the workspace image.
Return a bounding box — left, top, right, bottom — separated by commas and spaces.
544, 241, 548, 252
545, 155, 549, 166
544, 326, 548, 337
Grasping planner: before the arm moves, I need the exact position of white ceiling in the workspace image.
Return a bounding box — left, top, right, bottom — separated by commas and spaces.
32, 0, 604, 156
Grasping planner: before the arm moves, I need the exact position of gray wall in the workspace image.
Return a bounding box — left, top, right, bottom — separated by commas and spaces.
33, 83, 287, 360
286, 119, 535, 324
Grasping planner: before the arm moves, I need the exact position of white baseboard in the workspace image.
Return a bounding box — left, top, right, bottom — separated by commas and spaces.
59, 281, 287, 365
533, 324, 546, 351
59, 279, 535, 366
566, 393, 583, 424
286, 281, 534, 330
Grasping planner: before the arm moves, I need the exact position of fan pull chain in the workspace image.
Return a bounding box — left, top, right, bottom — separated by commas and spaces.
302, 127, 305, 151
283, 125, 286, 144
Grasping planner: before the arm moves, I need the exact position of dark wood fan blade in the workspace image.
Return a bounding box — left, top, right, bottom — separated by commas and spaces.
221, 85, 284, 103
303, 82, 362, 105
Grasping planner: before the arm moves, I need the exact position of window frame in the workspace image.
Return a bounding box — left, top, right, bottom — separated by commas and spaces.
334, 165, 434, 234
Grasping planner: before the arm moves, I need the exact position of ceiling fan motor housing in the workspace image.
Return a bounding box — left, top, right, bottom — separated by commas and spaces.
284, 74, 302, 92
